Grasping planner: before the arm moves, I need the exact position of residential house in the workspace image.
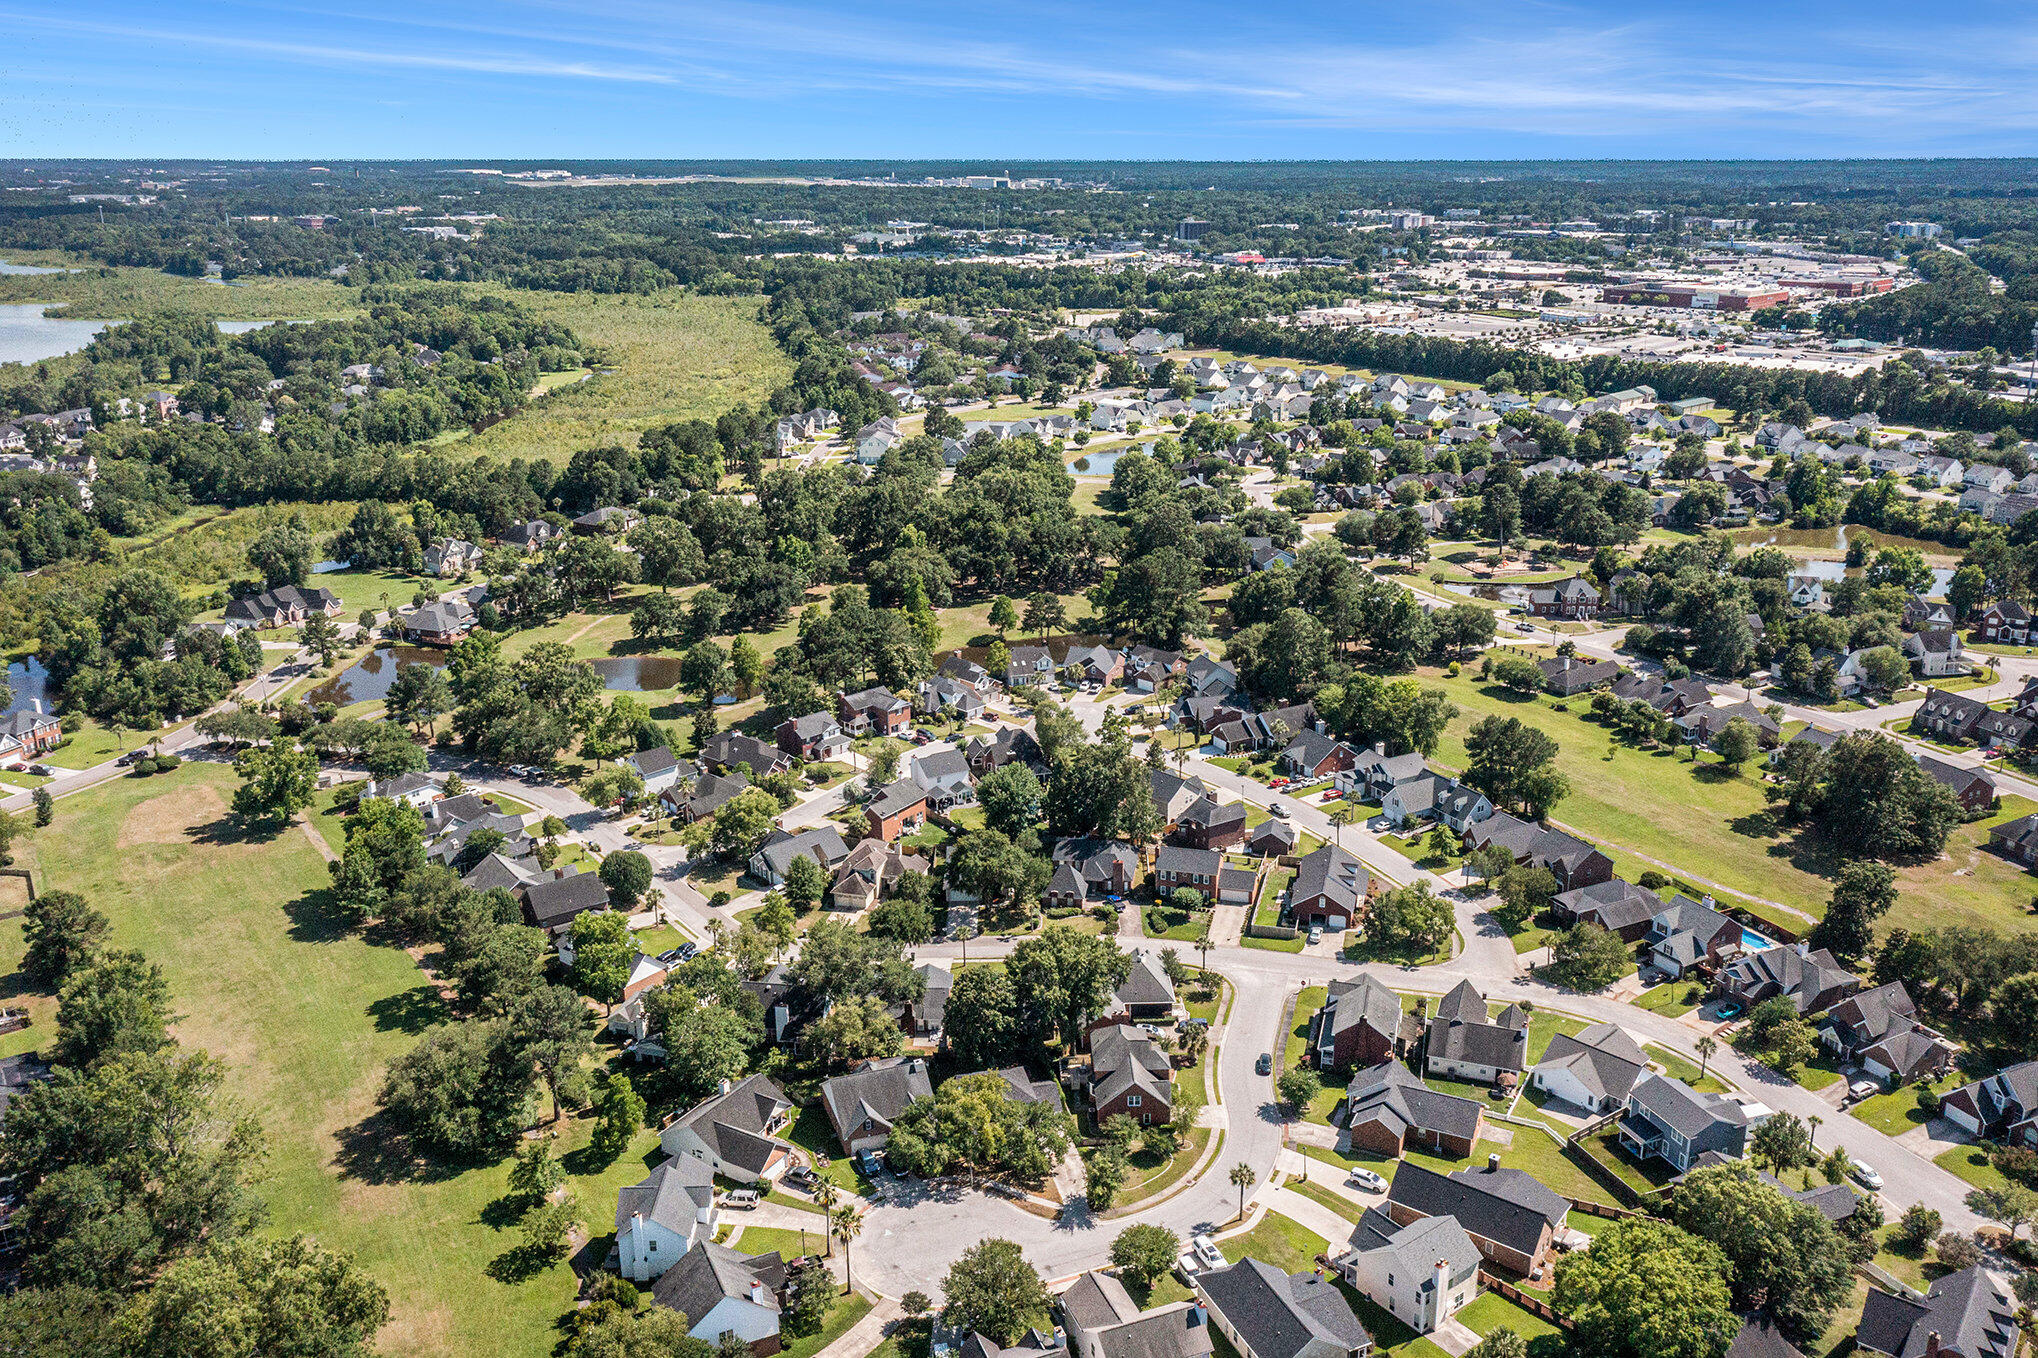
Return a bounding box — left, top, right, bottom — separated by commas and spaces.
1152, 769, 1214, 825
423, 537, 482, 576
1916, 754, 1997, 816
937, 654, 995, 693
1383, 1158, 1569, 1279
1288, 845, 1372, 931
649, 1241, 787, 1356
776, 712, 851, 763
502, 519, 557, 553
365, 771, 443, 810
902, 962, 951, 1038
572, 506, 642, 535
1905, 629, 1971, 679
1464, 812, 1614, 892
1065, 645, 1125, 687
401, 598, 476, 645
615, 1156, 718, 1281
748, 827, 849, 888
624, 746, 692, 797
966, 727, 1043, 776
1193, 1259, 1371, 1358
1646, 894, 1743, 978
1540, 655, 1621, 696
657, 1074, 796, 1184
1992, 814, 2038, 867
663, 771, 748, 824
701, 732, 793, 777
1857, 1267, 2020, 1358
837, 686, 913, 737
1311, 975, 1403, 1073
1550, 878, 1662, 943
829, 839, 929, 913
819, 1056, 934, 1155
521, 869, 610, 935
1617, 1072, 1765, 1172
1339, 746, 1430, 803
1113, 949, 1177, 1021
1155, 845, 1226, 903
1528, 577, 1601, 620
1048, 838, 1142, 905
1821, 982, 1958, 1084
908, 748, 976, 809
916, 675, 989, 721
1343, 1060, 1486, 1159
224, 584, 343, 629
1059, 1269, 1213, 1358
1245, 819, 1299, 858
1422, 980, 1528, 1086
0, 708, 61, 759
1675, 700, 1781, 747
1006, 646, 1058, 688
1088, 1023, 1172, 1125
1531, 1023, 1649, 1115
1940, 1063, 2038, 1145
1282, 731, 1359, 779
1978, 601, 2033, 645
1717, 945, 1861, 1016
864, 779, 931, 844
1335, 1208, 1481, 1337
1173, 795, 1248, 851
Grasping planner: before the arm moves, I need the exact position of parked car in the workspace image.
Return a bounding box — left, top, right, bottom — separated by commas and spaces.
1848, 1159, 1883, 1190
912, 730, 933, 745
1271, 803, 1290, 819
1189, 1234, 1225, 1271
1255, 1052, 1273, 1075
27, 764, 50, 777
722, 1189, 760, 1210
1714, 1002, 1743, 1021
783, 1166, 819, 1192
1848, 1080, 1881, 1102
1347, 1168, 1386, 1192
1307, 925, 1323, 944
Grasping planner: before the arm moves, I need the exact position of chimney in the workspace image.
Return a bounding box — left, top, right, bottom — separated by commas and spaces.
1926, 1336, 1941, 1358
719, 1077, 733, 1096
1373, 741, 1387, 757
751, 1281, 767, 1306
1487, 1153, 1501, 1173
1434, 1259, 1451, 1301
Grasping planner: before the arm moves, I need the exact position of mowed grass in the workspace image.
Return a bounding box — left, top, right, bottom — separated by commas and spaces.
465, 289, 793, 462
17, 761, 652, 1357
1423, 671, 2037, 937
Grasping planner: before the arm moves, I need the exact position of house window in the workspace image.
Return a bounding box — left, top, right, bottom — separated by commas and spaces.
1128, 1095, 1142, 1107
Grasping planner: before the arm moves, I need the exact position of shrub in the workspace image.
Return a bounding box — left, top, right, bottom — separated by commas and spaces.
1090, 904, 1116, 924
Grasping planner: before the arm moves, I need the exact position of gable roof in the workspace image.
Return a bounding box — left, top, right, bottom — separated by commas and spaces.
1859, 1267, 2019, 1358
1344, 1059, 1484, 1145
1322, 975, 1401, 1046
616, 1155, 716, 1238
1342, 1206, 1481, 1286
1533, 1023, 1649, 1106
1386, 1160, 1559, 1259
820, 1057, 934, 1138
522, 870, 611, 928
1197, 1258, 1369, 1358
667, 1073, 792, 1173
1117, 949, 1176, 1010
650, 1240, 787, 1328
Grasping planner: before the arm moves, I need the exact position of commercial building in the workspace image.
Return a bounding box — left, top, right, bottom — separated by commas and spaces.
1597, 284, 1791, 311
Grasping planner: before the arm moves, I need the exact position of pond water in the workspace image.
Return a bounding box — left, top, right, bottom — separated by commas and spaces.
305, 645, 446, 708
587, 656, 687, 692
216, 320, 280, 335
0, 304, 108, 366
1, 657, 49, 717
0, 259, 74, 276
1071, 448, 1126, 476
312, 559, 353, 574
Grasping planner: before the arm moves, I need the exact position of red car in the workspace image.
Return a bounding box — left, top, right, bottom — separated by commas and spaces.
1321, 789, 1343, 802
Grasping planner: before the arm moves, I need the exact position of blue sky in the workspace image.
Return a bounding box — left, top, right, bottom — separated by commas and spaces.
6, 0, 2035, 160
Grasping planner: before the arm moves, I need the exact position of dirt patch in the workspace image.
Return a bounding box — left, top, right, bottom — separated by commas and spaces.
116, 783, 228, 849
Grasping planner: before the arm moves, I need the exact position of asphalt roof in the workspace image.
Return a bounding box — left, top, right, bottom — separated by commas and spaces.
1197, 1258, 1369, 1358
1386, 1160, 1560, 1259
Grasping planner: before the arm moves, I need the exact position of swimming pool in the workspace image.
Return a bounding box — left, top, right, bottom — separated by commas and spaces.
1740, 927, 1774, 952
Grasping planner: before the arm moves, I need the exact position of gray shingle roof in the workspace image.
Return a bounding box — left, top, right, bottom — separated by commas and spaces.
650, 1240, 786, 1330
1858, 1267, 2019, 1358
616, 1155, 716, 1237
1386, 1160, 1560, 1259
820, 1057, 934, 1142
1197, 1258, 1369, 1358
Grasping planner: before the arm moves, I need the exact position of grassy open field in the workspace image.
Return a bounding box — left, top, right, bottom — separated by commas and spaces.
1423, 669, 2038, 937
464, 289, 794, 462
16, 761, 658, 1357
0, 257, 362, 322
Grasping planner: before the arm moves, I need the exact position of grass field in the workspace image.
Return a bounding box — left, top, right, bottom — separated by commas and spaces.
464, 289, 794, 462
1423, 670, 2037, 937
1934, 1143, 2011, 1192
1217, 1211, 1329, 1273
16, 761, 657, 1357
1456, 1292, 1563, 1342
1850, 1073, 1963, 1136
1633, 980, 1705, 1017
0, 258, 362, 322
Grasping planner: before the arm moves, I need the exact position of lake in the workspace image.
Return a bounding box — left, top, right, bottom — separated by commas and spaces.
587, 656, 687, 692
0, 259, 75, 277
305, 645, 446, 708
0, 304, 107, 367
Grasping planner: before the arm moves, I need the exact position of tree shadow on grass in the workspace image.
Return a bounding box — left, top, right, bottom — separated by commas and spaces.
333, 1108, 473, 1187
480, 1191, 534, 1231
283, 886, 356, 945
190, 813, 292, 848
486, 1242, 558, 1285
368, 983, 449, 1035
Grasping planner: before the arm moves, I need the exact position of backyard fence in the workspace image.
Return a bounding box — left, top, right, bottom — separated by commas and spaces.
1479, 1273, 1576, 1329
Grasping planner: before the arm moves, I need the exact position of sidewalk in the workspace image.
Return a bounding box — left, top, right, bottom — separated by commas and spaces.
812, 1297, 902, 1358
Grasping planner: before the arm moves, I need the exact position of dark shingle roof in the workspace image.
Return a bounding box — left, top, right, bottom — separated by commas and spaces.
1196, 1259, 1369, 1358
1386, 1160, 1558, 1259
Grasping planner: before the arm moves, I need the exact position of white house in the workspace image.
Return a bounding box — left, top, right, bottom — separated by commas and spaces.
908, 748, 976, 809
1336, 1209, 1482, 1336
657, 1074, 796, 1184
623, 746, 691, 797
615, 1157, 717, 1281
366, 771, 442, 810
650, 1241, 784, 1351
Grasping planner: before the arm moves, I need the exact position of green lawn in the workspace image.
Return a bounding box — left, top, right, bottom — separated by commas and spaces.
1424, 671, 2038, 937
17, 759, 659, 1357
1217, 1211, 1330, 1273
785, 1104, 877, 1196
1285, 1178, 1370, 1225
1633, 980, 1705, 1017
782, 1293, 875, 1358
1934, 1144, 2011, 1192
1405, 1127, 1621, 1210
733, 1224, 826, 1259
1456, 1292, 1563, 1343
42, 718, 165, 769
1851, 1074, 1963, 1136
1644, 1044, 1727, 1093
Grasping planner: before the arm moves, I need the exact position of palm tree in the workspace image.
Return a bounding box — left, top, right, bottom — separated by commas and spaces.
1694, 1035, 1717, 1082
1196, 924, 1213, 974
1328, 803, 1364, 849
811, 1178, 839, 1255
830, 1204, 863, 1294
1229, 1162, 1256, 1221
955, 925, 976, 964
1808, 1114, 1823, 1149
